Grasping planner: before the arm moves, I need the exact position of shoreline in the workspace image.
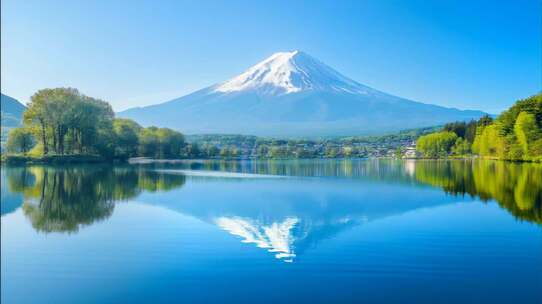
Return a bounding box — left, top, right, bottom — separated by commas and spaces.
2, 154, 540, 165
1, 154, 121, 165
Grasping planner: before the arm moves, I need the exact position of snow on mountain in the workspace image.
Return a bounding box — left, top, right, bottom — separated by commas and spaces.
119, 51, 487, 137
214, 50, 376, 96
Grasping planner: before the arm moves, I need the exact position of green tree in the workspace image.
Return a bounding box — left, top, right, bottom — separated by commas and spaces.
182, 143, 201, 158
472, 94, 541, 161
514, 112, 540, 158
219, 147, 230, 158
138, 127, 160, 157
6, 127, 35, 154
451, 137, 470, 156
113, 118, 142, 159
325, 145, 338, 158
416, 131, 458, 158
269, 146, 287, 158
344, 146, 354, 158
256, 144, 269, 158
22, 88, 115, 156
472, 124, 506, 158
205, 145, 220, 158
155, 127, 184, 158
23, 91, 50, 154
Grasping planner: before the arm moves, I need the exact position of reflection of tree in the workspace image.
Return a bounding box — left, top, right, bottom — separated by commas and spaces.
196, 159, 413, 181
137, 170, 186, 192
6, 166, 185, 233
414, 160, 542, 224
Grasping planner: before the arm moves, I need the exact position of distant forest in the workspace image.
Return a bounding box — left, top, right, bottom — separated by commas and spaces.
185, 127, 437, 159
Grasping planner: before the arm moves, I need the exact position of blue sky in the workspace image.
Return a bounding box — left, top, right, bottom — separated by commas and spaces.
1, 0, 540, 113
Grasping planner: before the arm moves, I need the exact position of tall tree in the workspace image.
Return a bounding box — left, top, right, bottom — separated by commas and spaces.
113, 118, 142, 158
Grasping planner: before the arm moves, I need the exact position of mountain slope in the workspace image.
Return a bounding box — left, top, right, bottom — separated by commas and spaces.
1, 93, 25, 128
119, 51, 487, 137
1, 93, 26, 148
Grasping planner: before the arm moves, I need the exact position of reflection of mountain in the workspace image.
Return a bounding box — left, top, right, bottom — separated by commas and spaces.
214, 214, 367, 263
136, 159, 542, 261
139, 175, 459, 262
144, 159, 542, 225
215, 217, 299, 262
0, 168, 28, 216
1, 165, 186, 232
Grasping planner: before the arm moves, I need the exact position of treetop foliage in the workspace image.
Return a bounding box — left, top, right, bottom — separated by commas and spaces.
417, 93, 542, 162
8, 88, 185, 160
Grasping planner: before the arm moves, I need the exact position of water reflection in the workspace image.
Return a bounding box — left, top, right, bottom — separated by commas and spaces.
2, 165, 186, 232
138, 159, 541, 262
413, 160, 542, 224
1, 159, 540, 246
215, 216, 299, 262
212, 214, 369, 263
149, 159, 542, 225
141, 174, 455, 262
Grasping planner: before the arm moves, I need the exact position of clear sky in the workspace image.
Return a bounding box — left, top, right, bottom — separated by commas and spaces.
1, 0, 540, 113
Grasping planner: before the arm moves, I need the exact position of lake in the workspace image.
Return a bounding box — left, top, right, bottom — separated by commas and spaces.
1, 159, 541, 304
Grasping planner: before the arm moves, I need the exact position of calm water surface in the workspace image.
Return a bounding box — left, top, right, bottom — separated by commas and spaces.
1, 159, 541, 303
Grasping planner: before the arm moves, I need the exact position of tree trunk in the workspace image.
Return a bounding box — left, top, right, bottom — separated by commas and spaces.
40, 120, 48, 155
52, 128, 57, 154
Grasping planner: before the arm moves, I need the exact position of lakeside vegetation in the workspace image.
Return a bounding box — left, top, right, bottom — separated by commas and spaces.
3, 88, 540, 163
416, 93, 542, 162
4, 88, 186, 163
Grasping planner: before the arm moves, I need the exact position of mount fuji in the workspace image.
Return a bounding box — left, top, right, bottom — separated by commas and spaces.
119, 51, 486, 137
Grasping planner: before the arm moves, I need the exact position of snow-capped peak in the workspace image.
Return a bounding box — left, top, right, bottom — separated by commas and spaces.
214, 50, 375, 95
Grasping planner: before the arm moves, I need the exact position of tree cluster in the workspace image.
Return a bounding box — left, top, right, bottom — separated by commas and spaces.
7, 88, 186, 160
416, 94, 542, 161
473, 94, 542, 161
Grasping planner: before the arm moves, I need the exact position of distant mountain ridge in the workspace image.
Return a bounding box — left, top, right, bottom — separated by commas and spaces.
1, 93, 26, 148
119, 51, 487, 137
1, 93, 25, 128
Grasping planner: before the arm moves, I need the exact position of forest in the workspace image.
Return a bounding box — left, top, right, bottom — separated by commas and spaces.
416, 94, 542, 162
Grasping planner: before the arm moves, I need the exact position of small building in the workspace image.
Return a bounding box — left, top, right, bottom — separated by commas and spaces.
403, 145, 418, 159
